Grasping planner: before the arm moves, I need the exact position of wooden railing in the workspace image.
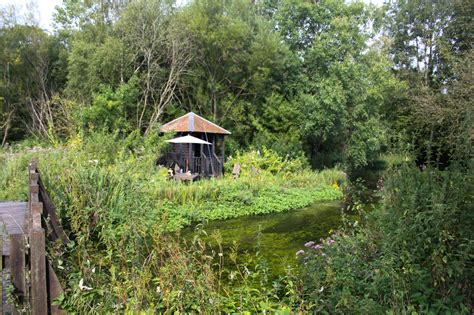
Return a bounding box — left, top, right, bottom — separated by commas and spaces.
201, 153, 223, 177
8, 160, 68, 314
193, 157, 202, 174
161, 152, 224, 177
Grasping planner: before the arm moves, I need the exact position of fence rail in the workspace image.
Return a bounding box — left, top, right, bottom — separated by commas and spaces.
2, 160, 67, 314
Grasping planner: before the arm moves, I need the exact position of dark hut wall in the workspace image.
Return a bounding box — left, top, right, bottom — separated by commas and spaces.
160, 132, 225, 176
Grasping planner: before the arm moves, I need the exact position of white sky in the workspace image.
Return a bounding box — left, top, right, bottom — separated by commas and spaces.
0, 0, 384, 32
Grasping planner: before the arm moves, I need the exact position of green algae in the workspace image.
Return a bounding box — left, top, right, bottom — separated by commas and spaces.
182, 201, 345, 275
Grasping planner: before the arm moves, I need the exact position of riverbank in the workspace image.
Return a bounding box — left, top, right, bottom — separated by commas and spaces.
0, 137, 345, 231
0, 137, 347, 311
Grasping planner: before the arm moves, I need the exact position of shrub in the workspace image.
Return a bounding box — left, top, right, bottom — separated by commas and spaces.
299, 162, 474, 313
225, 147, 309, 176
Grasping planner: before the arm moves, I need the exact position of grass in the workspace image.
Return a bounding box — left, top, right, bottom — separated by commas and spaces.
3, 135, 466, 313
0, 133, 345, 312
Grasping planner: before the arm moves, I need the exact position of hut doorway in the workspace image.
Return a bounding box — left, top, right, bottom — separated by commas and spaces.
193, 143, 201, 158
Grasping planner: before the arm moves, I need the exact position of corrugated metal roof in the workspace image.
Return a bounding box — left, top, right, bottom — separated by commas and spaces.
160, 112, 231, 135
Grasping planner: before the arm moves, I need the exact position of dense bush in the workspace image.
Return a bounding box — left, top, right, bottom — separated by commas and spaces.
299, 163, 474, 313
225, 148, 310, 176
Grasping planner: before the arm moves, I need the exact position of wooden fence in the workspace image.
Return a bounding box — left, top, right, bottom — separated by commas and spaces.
3, 160, 68, 314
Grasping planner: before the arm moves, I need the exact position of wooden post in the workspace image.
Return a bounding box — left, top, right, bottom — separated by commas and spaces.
47, 262, 65, 315
10, 234, 26, 308
221, 135, 225, 176
38, 177, 69, 244
200, 143, 204, 174
179, 143, 183, 171
211, 134, 216, 176
212, 134, 216, 155
30, 230, 48, 315
0, 235, 3, 314
188, 143, 192, 173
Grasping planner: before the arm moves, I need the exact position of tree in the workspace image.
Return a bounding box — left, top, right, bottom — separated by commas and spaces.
175, 0, 291, 148
386, 0, 474, 86
118, 0, 192, 134
408, 52, 473, 167
0, 23, 68, 143
386, 0, 473, 167
268, 0, 401, 170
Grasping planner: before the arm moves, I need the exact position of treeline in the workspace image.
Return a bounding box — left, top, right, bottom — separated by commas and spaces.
0, 0, 472, 169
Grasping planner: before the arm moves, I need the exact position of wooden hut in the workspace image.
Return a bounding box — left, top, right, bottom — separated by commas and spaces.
159, 112, 231, 177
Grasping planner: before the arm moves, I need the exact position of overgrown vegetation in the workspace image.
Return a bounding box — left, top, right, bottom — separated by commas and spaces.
0, 133, 344, 312
300, 161, 474, 313
0, 0, 472, 312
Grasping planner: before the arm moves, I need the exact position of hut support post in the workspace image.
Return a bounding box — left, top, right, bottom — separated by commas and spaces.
200, 143, 204, 174
188, 143, 192, 173
213, 135, 217, 176
179, 143, 183, 171
221, 135, 225, 175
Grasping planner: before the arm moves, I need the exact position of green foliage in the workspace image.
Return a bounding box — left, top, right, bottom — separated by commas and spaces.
387, 0, 473, 86
178, 0, 292, 147
385, 0, 473, 168
299, 163, 474, 313
79, 76, 140, 133
0, 149, 30, 200
1, 0, 472, 312
225, 148, 309, 176
0, 134, 343, 312
0, 23, 68, 142
2, 0, 402, 171
405, 53, 473, 167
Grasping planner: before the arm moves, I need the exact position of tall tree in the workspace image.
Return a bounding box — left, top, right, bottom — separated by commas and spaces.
0, 23, 68, 143
118, 0, 192, 133
386, 0, 473, 166
175, 0, 291, 148
387, 0, 473, 86
269, 0, 402, 170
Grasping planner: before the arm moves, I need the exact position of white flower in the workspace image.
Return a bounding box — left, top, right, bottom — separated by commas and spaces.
319, 286, 324, 292
79, 278, 93, 291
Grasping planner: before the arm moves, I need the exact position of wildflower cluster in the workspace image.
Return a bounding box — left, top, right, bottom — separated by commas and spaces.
296, 233, 339, 258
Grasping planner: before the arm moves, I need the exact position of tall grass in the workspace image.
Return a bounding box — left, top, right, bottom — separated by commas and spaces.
0, 133, 344, 312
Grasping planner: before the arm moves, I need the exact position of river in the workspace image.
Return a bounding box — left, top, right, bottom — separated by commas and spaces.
182, 201, 345, 275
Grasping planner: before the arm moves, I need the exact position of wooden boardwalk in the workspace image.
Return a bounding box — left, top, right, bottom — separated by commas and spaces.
0, 202, 28, 255
0, 161, 68, 314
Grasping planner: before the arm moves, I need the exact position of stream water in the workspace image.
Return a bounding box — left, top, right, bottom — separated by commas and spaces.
181, 167, 383, 276
182, 201, 345, 275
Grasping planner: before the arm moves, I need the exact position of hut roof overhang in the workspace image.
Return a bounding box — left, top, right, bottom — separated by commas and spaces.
160, 112, 231, 135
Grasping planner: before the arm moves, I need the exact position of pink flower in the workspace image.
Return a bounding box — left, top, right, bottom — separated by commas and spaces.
296, 250, 305, 257
304, 241, 315, 248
